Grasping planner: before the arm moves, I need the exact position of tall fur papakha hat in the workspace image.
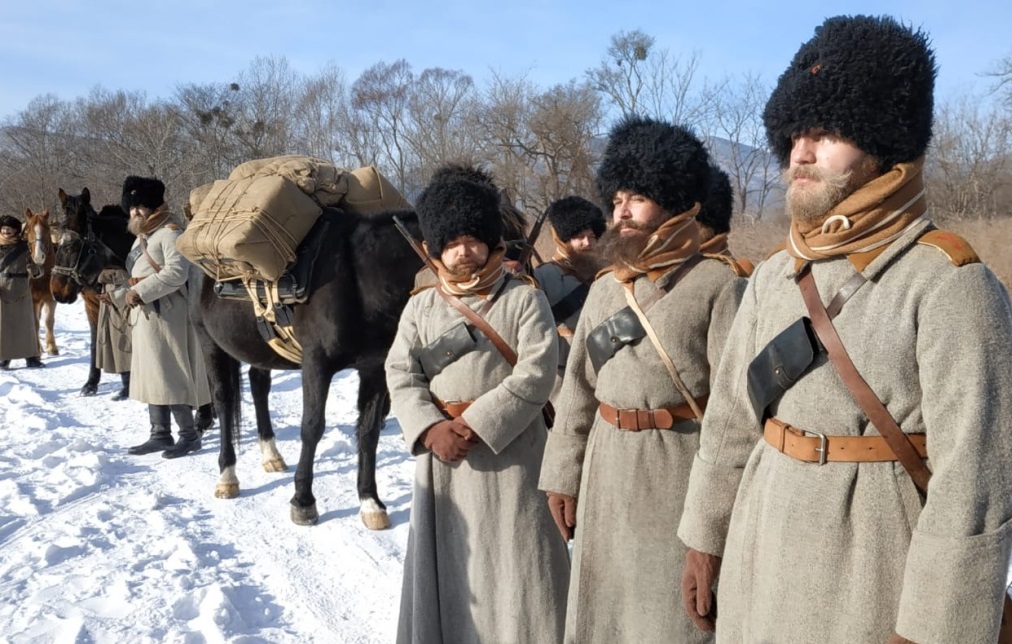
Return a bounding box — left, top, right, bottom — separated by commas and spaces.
596, 115, 712, 218
763, 15, 936, 170
416, 164, 503, 258
697, 164, 734, 235
0, 215, 22, 234
547, 196, 607, 242
121, 175, 166, 212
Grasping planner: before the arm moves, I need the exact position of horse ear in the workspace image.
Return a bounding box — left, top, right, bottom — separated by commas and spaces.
40, 210, 50, 222
58, 188, 67, 204
82, 188, 91, 204
25, 207, 33, 218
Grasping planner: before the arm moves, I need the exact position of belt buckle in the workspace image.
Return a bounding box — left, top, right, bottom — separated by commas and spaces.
616, 409, 640, 431
800, 428, 828, 465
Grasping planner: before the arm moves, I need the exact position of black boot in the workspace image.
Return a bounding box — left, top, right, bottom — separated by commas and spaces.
128, 424, 174, 455
162, 405, 201, 459
112, 372, 130, 401
25, 356, 44, 368
0, 360, 9, 370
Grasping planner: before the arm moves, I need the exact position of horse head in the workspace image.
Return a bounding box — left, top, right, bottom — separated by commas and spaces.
52, 188, 134, 303
24, 208, 53, 268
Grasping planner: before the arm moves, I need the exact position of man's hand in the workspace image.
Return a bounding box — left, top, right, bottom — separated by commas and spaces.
126, 290, 143, 308
422, 420, 479, 462
682, 548, 722, 632
546, 492, 577, 541
886, 634, 918, 644
97, 291, 112, 304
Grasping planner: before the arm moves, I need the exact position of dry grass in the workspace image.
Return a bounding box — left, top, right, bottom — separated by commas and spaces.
729, 215, 1012, 289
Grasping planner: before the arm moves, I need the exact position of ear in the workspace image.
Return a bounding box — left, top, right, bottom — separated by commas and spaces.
58, 188, 67, 204
82, 188, 90, 204
25, 207, 33, 219
40, 210, 50, 222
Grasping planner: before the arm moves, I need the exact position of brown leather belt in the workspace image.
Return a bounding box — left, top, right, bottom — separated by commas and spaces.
598, 396, 708, 431
433, 397, 473, 419
764, 417, 927, 465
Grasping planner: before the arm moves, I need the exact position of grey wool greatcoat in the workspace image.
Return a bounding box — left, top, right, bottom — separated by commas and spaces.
0, 242, 42, 361
385, 276, 570, 644
95, 268, 131, 374
539, 258, 746, 644
677, 220, 1012, 644
534, 261, 587, 402
111, 219, 209, 407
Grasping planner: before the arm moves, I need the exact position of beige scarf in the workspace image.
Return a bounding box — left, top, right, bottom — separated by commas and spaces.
0, 232, 20, 247
138, 206, 172, 237
611, 203, 702, 283
699, 231, 731, 257
431, 242, 507, 296
787, 158, 927, 262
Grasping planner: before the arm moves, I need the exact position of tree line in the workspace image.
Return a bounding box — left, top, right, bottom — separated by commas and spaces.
2, 31, 1009, 226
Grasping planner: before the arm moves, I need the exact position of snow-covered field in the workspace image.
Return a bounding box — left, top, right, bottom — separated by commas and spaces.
0, 302, 413, 643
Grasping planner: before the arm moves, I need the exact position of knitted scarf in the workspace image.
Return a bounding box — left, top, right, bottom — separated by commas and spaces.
787, 158, 927, 262
431, 242, 507, 296
611, 203, 702, 283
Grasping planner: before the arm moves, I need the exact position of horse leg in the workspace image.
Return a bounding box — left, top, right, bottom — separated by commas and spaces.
207, 346, 242, 499
290, 359, 333, 526
45, 296, 58, 355
354, 356, 391, 530
80, 293, 101, 396
249, 366, 286, 472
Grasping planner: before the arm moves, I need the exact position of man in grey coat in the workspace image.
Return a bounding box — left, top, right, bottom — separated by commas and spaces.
111, 176, 210, 459
386, 166, 569, 644
538, 116, 746, 643
0, 215, 45, 370
533, 196, 606, 402
678, 16, 1012, 644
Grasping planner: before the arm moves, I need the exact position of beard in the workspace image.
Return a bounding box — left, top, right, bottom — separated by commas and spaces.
784, 157, 880, 225
127, 214, 146, 236
595, 219, 661, 266
444, 258, 483, 280
566, 249, 607, 282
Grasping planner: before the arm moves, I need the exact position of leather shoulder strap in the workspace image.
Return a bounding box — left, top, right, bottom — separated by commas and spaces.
917, 229, 980, 267
797, 269, 932, 494
138, 235, 163, 273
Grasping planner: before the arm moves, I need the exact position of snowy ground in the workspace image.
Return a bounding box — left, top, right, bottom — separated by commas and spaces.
0, 302, 414, 643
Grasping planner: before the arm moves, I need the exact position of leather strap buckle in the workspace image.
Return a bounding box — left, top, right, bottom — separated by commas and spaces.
799, 427, 828, 465
615, 409, 641, 431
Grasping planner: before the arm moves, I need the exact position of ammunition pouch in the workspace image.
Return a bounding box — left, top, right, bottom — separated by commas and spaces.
586, 306, 646, 373
416, 322, 478, 379
746, 317, 822, 421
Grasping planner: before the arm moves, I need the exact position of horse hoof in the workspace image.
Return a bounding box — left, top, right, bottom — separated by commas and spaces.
262, 458, 288, 473
361, 510, 391, 531
214, 483, 239, 499
80, 384, 98, 397
290, 503, 319, 526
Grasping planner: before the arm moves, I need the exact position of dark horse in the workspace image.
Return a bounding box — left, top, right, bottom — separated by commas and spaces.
50, 188, 134, 395
193, 207, 425, 528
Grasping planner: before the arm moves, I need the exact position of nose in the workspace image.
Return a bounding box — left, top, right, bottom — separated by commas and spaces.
790, 135, 816, 165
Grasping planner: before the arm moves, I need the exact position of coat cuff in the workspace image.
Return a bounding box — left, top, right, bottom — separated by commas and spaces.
677, 453, 745, 556
537, 430, 587, 498
895, 517, 1012, 644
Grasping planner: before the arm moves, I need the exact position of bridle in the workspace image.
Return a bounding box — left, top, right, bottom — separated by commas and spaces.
52, 226, 117, 289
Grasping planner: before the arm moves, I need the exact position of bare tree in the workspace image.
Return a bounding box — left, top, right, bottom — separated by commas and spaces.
404, 67, 481, 187
707, 73, 782, 221
586, 30, 711, 124
351, 59, 415, 192
927, 96, 1012, 219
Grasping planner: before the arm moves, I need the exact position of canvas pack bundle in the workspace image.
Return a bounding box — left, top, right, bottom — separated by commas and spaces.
178, 156, 410, 281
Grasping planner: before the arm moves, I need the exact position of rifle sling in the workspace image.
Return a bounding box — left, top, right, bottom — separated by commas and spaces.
797, 268, 932, 494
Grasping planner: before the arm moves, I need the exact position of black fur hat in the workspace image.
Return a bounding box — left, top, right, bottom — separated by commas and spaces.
547, 196, 606, 242
763, 15, 936, 169
0, 215, 22, 234
697, 164, 734, 235
596, 115, 712, 217
416, 166, 503, 258
121, 175, 166, 211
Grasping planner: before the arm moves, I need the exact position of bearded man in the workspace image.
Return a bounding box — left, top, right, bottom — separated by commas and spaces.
111, 176, 210, 459
677, 16, 1012, 644
534, 196, 607, 401
697, 164, 753, 277
537, 115, 747, 643
0, 215, 44, 370
385, 166, 569, 644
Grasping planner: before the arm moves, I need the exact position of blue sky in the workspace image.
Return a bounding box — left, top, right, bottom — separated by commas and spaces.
1, 0, 1009, 119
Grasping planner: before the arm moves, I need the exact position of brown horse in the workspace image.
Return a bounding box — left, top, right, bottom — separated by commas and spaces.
24, 208, 58, 356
